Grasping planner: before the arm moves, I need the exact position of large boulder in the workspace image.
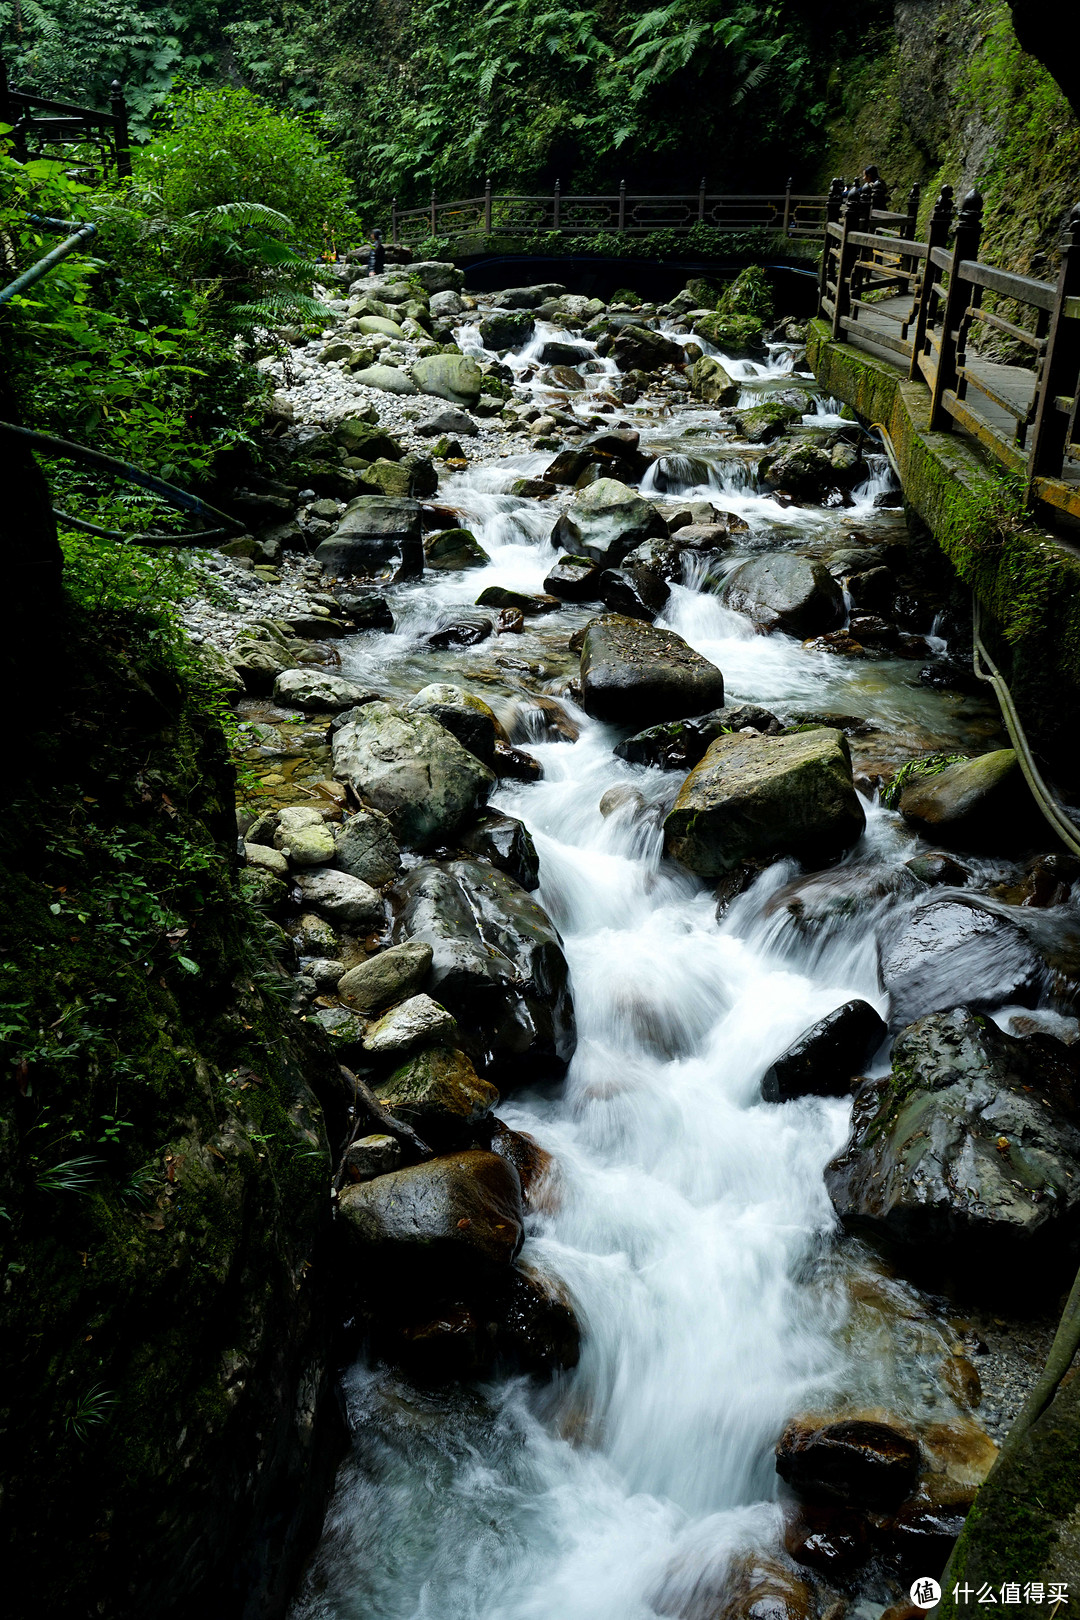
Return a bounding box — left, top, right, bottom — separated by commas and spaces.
551, 477, 666, 567
457, 811, 540, 891
375, 1045, 500, 1150
598, 563, 669, 621
479, 310, 535, 349
898, 749, 1030, 848
825, 1005, 1080, 1274
615, 703, 779, 772
543, 555, 603, 601
337, 1149, 523, 1279
538, 338, 591, 366
424, 528, 490, 570
331, 702, 495, 849
761, 1000, 888, 1103
880, 896, 1044, 1026
390, 859, 575, 1081
497, 283, 566, 308
579, 614, 725, 726
406, 682, 502, 765
721, 555, 845, 637
691, 355, 740, 404
663, 727, 865, 878
272, 670, 377, 713
314, 496, 423, 578
410, 353, 483, 407
611, 325, 683, 372
760, 441, 838, 503
408, 261, 464, 294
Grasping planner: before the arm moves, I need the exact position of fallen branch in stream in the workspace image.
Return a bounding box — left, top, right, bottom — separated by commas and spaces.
333, 1063, 433, 1191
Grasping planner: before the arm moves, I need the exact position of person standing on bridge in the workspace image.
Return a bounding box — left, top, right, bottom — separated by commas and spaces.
367, 228, 386, 279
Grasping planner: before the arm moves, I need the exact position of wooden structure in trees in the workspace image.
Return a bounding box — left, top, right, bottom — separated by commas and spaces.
0, 56, 130, 180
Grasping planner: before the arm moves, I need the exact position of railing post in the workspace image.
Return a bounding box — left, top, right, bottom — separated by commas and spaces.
698, 176, 706, 224
1028, 202, 1080, 484
391, 197, 398, 245
553, 178, 560, 230
908, 184, 953, 382
484, 175, 492, 236
817, 177, 845, 316
904, 181, 920, 241
618, 179, 626, 232
110, 80, 130, 178
929, 187, 983, 430
782, 174, 793, 237
831, 183, 869, 340
430, 188, 436, 238
0, 56, 10, 131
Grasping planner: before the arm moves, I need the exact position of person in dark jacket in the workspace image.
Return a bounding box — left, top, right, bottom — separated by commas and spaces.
367, 229, 385, 278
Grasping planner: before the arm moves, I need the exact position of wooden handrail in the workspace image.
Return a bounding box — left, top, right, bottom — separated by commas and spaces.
818, 173, 1080, 518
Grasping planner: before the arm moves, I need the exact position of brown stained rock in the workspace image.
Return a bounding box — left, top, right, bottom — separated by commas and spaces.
490, 1118, 559, 1212
776, 1416, 921, 1508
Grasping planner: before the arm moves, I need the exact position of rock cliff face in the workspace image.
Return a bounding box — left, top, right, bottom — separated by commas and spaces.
818, 0, 1080, 277
0, 624, 343, 1620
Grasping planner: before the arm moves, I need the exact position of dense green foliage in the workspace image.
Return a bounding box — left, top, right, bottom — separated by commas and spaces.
3, 1, 891, 204
0, 84, 358, 532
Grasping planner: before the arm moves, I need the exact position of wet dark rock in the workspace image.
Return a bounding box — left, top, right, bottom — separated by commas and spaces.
734, 402, 803, 443
880, 897, 1043, 1026
377, 1301, 491, 1382
551, 477, 667, 568
342, 1133, 402, 1182
315, 495, 423, 578
847, 565, 894, 612
335, 588, 394, 631
777, 1416, 922, 1508
493, 741, 543, 782
669, 523, 740, 556
825, 1005, 1080, 1275
990, 852, 1080, 908
761, 999, 888, 1103
492, 1261, 581, 1375
390, 859, 576, 1082
375, 1045, 500, 1151
898, 749, 1033, 850
621, 536, 694, 581
904, 851, 969, 888
598, 564, 670, 621
783, 1502, 871, 1575
332, 702, 494, 849
721, 555, 845, 638
479, 310, 535, 349
648, 454, 714, 492
427, 613, 494, 648
475, 585, 562, 615
543, 449, 595, 485
332, 807, 401, 887
705, 1553, 819, 1620
337, 1149, 524, 1279
874, 1501, 967, 1579
539, 339, 592, 366
489, 1119, 557, 1211
457, 811, 541, 890
498, 283, 566, 308
424, 527, 490, 570
690, 355, 740, 404
615, 704, 780, 772
579, 614, 725, 726
611, 325, 683, 371
664, 728, 865, 878
544, 554, 603, 601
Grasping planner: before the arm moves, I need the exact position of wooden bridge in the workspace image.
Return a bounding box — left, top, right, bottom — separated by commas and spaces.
390, 179, 827, 248
819, 177, 1080, 520
0, 57, 130, 180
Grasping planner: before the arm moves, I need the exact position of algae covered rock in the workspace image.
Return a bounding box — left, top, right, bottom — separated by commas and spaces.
410, 352, 483, 406
579, 614, 726, 726
406, 682, 502, 765
314, 495, 423, 577
663, 727, 865, 877
898, 748, 1029, 848
375, 1045, 500, 1149
423, 527, 490, 569
331, 702, 495, 849
691, 355, 740, 404
479, 310, 535, 349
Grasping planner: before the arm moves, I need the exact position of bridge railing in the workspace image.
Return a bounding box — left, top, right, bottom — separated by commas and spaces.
390, 179, 827, 247
0, 56, 130, 181
819, 177, 1080, 520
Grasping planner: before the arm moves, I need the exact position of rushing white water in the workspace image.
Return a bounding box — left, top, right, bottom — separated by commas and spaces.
292, 313, 1004, 1620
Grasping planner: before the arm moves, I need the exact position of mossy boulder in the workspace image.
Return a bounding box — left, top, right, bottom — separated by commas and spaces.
734, 401, 804, 443
691, 311, 765, 356
331, 702, 495, 849
478, 310, 535, 350
375, 1045, 500, 1150
691, 355, 740, 405
423, 527, 490, 570
663, 726, 865, 877
410, 353, 483, 407
550, 476, 666, 567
